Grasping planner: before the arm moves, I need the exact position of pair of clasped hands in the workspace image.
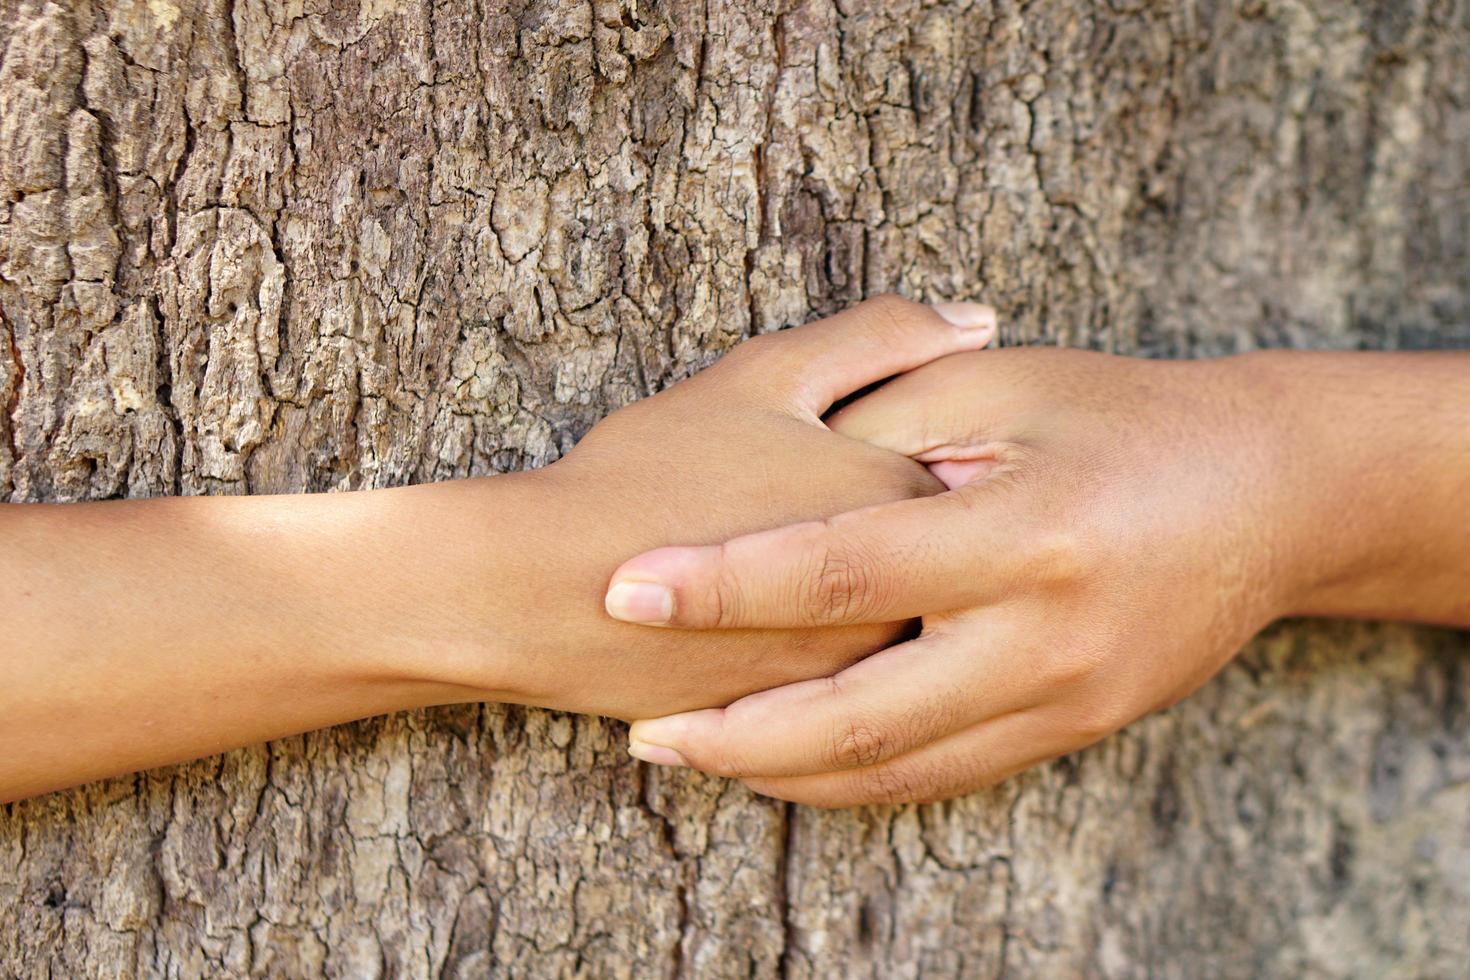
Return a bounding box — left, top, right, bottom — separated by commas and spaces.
576, 296, 1276, 807
558, 296, 1467, 806
6, 294, 1464, 805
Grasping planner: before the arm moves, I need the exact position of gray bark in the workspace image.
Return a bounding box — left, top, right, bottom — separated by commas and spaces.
1, 0, 1468, 976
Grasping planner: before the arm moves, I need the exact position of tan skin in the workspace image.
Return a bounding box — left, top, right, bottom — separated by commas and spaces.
613, 342, 1470, 807
7, 294, 1467, 807
0, 296, 995, 802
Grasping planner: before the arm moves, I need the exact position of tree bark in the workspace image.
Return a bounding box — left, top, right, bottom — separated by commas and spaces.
2, 0, 1468, 975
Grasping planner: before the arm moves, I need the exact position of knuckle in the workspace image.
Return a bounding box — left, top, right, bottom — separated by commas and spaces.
801, 536, 888, 625
1034, 637, 1110, 690
1013, 497, 1104, 592
1025, 528, 1092, 587
707, 542, 743, 628
1038, 653, 1095, 690
826, 715, 890, 770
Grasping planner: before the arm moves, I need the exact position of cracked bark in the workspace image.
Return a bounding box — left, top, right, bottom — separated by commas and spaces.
2, 0, 1469, 976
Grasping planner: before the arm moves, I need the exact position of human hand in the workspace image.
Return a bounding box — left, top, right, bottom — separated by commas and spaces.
607, 347, 1308, 804
430, 296, 998, 721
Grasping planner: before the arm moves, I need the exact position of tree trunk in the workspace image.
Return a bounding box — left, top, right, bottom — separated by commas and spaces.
2, 0, 1468, 975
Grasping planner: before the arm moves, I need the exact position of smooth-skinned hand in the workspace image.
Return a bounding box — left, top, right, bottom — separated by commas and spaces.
0, 295, 1000, 802
437, 296, 999, 720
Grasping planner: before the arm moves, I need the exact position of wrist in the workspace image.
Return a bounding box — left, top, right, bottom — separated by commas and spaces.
214, 486, 518, 712
1223, 349, 1470, 626
1168, 353, 1317, 629
361, 467, 571, 706
1213, 349, 1386, 622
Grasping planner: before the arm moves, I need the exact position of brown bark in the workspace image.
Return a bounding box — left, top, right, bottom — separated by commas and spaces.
1, 0, 1467, 975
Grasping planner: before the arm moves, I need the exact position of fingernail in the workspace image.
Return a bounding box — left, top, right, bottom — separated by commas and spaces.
629, 740, 688, 767
605, 581, 674, 624
931, 301, 997, 331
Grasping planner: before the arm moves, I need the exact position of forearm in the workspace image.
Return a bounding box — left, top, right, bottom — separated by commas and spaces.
0, 456, 924, 800
1238, 350, 1470, 627
0, 478, 547, 802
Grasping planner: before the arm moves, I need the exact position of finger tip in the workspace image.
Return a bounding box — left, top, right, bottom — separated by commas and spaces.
628, 740, 688, 768
629, 713, 709, 768
632, 707, 727, 750
627, 717, 661, 742
611, 545, 712, 586
604, 580, 674, 625
629, 712, 691, 743
931, 300, 997, 333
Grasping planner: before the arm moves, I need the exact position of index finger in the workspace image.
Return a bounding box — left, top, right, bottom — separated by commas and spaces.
602, 481, 1031, 629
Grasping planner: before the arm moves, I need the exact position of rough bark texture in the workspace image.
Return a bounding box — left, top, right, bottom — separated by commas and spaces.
1, 0, 1468, 976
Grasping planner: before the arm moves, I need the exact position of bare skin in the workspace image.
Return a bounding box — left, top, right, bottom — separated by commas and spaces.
0, 296, 996, 803
611, 345, 1470, 807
